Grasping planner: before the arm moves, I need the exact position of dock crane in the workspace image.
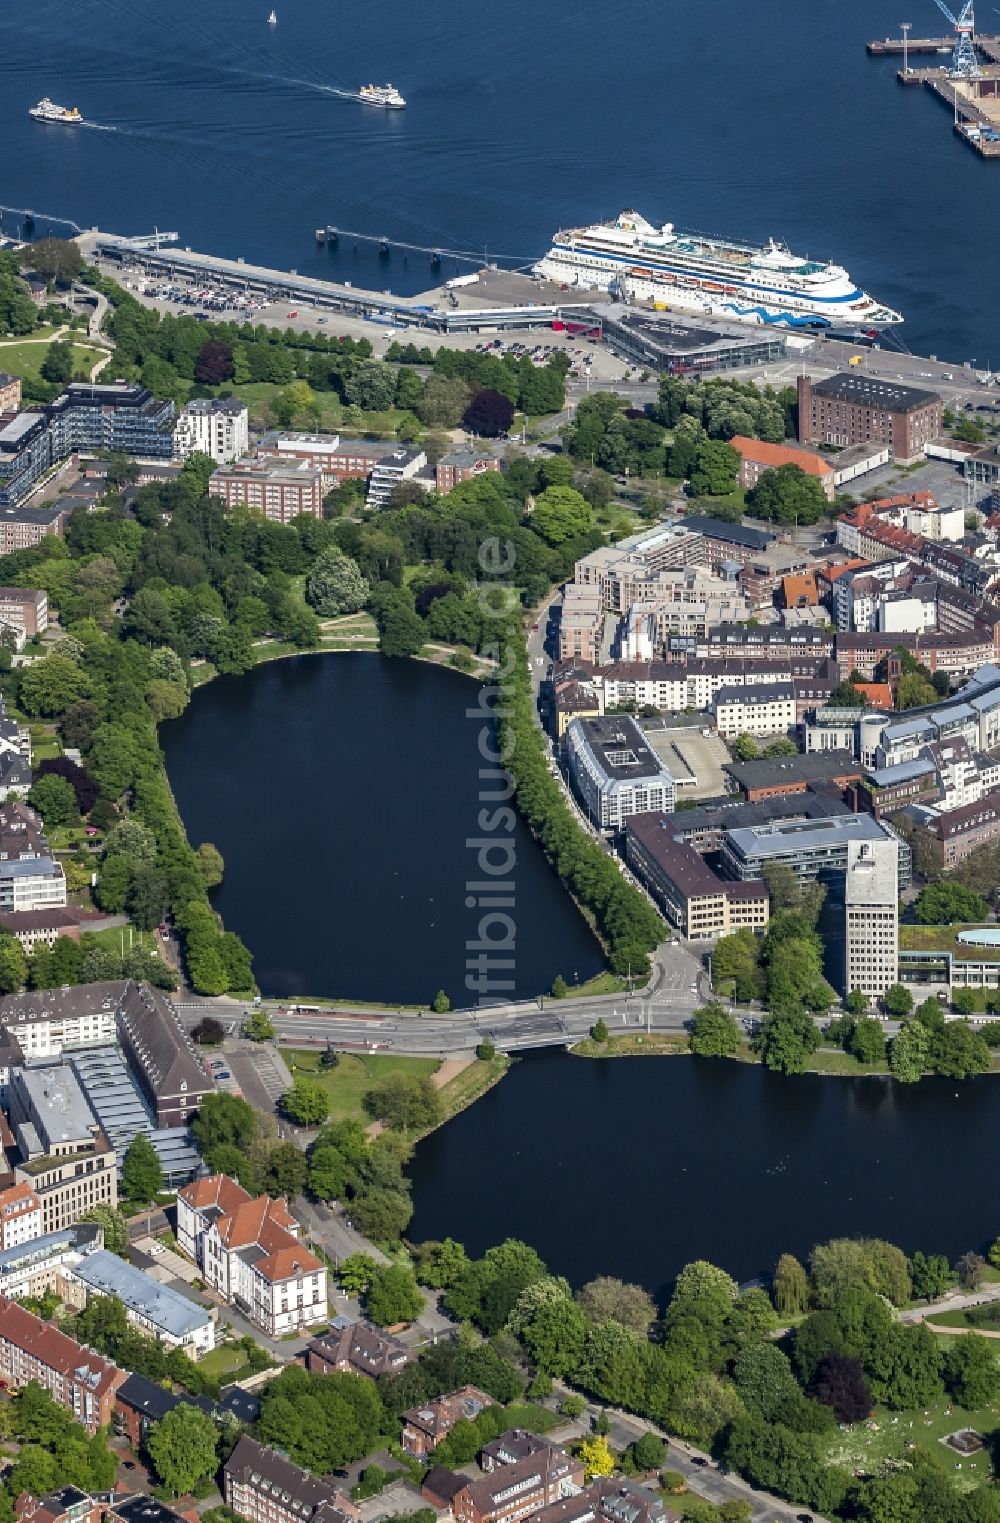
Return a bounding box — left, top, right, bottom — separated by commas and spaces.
932, 0, 981, 75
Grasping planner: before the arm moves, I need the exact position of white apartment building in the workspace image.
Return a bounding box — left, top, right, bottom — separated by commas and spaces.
0, 982, 121, 1060
173, 398, 249, 464
62, 1247, 216, 1356
0, 1183, 42, 1250
565, 715, 675, 830
711, 682, 797, 740
366, 448, 430, 508
177, 1174, 327, 1338
844, 837, 899, 1000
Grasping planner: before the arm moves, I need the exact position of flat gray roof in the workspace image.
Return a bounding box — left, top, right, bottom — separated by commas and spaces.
14, 1062, 98, 1147
72, 1249, 213, 1338
726, 812, 891, 862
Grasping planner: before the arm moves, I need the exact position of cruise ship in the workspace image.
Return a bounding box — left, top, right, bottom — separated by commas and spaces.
28, 98, 83, 125
534, 210, 903, 330
358, 83, 406, 109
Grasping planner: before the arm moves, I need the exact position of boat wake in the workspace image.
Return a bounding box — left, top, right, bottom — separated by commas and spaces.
80, 121, 118, 132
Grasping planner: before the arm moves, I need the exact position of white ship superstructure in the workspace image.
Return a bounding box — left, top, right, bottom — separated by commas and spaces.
534, 211, 903, 330
28, 98, 83, 125
358, 83, 406, 109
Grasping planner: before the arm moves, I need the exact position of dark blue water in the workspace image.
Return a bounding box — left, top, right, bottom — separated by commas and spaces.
0, 0, 994, 362
409, 1050, 1000, 1300
159, 654, 603, 1004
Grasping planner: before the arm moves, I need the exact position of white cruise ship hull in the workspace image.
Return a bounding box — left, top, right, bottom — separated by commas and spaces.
534, 216, 903, 331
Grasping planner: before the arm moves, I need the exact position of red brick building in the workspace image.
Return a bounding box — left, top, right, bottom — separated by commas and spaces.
435, 449, 501, 494
450, 1442, 585, 1523
401, 1385, 493, 1457
797, 373, 942, 464
209, 460, 324, 522
307, 1320, 414, 1382
0, 1296, 123, 1432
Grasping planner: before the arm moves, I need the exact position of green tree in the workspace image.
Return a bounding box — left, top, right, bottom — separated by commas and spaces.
0, 932, 26, 995
689, 1002, 741, 1058
530, 485, 593, 546
755, 1006, 820, 1074
730, 733, 759, 762
690, 438, 740, 496
943, 1334, 1000, 1408
244, 1008, 275, 1041
909, 1250, 954, 1301
121, 1132, 163, 1203
883, 984, 913, 1018
281, 1076, 331, 1126
890, 1017, 930, 1083
366, 1264, 423, 1326
747, 464, 828, 526
848, 1016, 887, 1066
146, 1403, 219, 1496
413, 1237, 468, 1289
21, 237, 84, 285
305, 547, 369, 615
578, 1434, 615, 1480
932, 1020, 989, 1079
773, 1253, 810, 1317
79, 1204, 129, 1255
957, 1250, 988, 1291
196, 841, 225, 888
591, 1017, 609, 1043
913, 881, 990, 924
432, 988, 451, 1013
41, 338, 74, 384
576, 1276, 656, 1334
363, 1074, 441, 1132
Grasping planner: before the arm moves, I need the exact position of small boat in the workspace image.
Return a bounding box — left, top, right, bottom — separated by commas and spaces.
29, 97, 83, 125
267, 10, 277, 22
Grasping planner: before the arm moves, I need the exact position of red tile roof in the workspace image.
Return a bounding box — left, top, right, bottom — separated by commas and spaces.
730, 435, 833, 478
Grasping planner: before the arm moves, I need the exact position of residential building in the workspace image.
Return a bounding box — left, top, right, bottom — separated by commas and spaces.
436, 448, 502, 493
704, 623, 832, 662
307, 1318, 414, 1381
114, 982, 213, 1127
402, 1385, 493, 1457
256, 432, 395, 486
15, 1484, 102, 1523
0, 980, 124, 1060
0, 375, 21, 414
925, 793, 1000, 868
624, 814, 769, 940
449, 1441, 585, 1523
719, 811, 910, 890
0, 1223, 102, 1301
723, 750, 862, 800
558, 585, 603, 663
835, 628, 997, 681
565, 716, 675, 829
177, 1173, 327, 1337
224, 1435, 359, 1523
0, 1025, 23, 1107
711, 681, 796, 740
60, 1248, 216, 1356
366, 448, 430, 508
481, 1432, 567, 1473
173, 398, 249, 464
797, 373, 943, 464
210, 460, 325, 522
0, 751, 31, 802
9, 1062, 117, 1233
111, 1496, 204, 1523
854, 757, 940, 818
729, 435, 835, 500
533, 1481, 680, 1523
0, 802, 66, 913
0, 1181, 42, 1249
0, 1294, 123, 1431
677, 514, 776, 573
844, 837, 899, 998
0, 907, 84, 955
0, 501, 71, 554
113, 1371, 212, 1448
0, 586, 47, 637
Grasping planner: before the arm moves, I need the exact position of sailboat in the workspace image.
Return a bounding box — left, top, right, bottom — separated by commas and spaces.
267, 9, 277, 22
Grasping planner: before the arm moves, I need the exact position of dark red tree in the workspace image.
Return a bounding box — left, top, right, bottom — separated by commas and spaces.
809, 1352, 871, 1423
36, 757, 99, 814
463, 387, 515, 438
194, 339, 235, 384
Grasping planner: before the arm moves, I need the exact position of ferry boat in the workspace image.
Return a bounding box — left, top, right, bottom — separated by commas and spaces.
28, 98, 83, 125
533, 210, 903, 330
358, 83, 406, 109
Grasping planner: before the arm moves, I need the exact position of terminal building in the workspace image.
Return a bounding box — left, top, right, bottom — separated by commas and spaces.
565, 716, 676, 830
594, 304, 788, 375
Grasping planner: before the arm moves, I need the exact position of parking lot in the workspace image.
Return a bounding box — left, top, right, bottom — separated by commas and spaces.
226, 1043, 293, 1114
641, 721, 732, 800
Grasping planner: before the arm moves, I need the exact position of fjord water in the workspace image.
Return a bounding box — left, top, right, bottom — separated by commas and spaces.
409, 1050, 1000, 1298
159, 655, 603, 1004
1, 0, 997, 362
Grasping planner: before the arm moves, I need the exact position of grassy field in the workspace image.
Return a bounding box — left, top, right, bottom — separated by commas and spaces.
279, 1049, 439, 1124
826, 1394, 1000, 1489
572, 1032, 690, 1059
0, 339, 105, 382
434, 1053, 510, 1125
803, 1048, 891, 1076
196, 1344, 253, 1380
213, 381, 409, 437
899, 923, 1000, 963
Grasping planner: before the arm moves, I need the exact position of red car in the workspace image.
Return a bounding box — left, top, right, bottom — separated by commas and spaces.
287, 310, 298, 318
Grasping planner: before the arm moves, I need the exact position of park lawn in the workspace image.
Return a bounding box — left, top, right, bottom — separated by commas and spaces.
84, 924, 159, 956
572, 1032, 689, 1058
433, 1053, 510, 1126
825, 1395, 1000, 1489
0, 340, 104, 382
804, 1048, 891, 1076
569, 970, 630, 998
27, 722, 62, 761
280, 1049, 440, 1124
195, 1344, 250, 1380
209, 381, 409, 437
